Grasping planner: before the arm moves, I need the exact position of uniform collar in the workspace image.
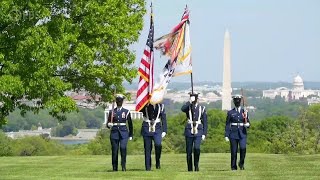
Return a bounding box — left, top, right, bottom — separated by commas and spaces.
234, 106, 241, 113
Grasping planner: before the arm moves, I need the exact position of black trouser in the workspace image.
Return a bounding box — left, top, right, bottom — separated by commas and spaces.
230, 138, 246, 170
143, 134, 162, 170
110, 137, 128, 171
185, 136, 202, 171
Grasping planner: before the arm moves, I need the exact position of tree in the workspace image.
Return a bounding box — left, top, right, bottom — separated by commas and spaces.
0, 0, 146, 126
303, 104, 320, 153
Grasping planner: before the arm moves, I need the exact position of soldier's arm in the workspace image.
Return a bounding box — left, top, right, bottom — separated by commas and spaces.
245, 111, 250, 128
127, 111, 133, 137
161, 104, 167, 133
225, 111, 231, 137
202, 107, 208, 136
181, 101, 191, 112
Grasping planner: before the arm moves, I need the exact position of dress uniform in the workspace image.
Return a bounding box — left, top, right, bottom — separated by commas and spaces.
224, 95, 250, 170
107, 94, 133, 171
181, 93, 207, 171
140, 103, 167, 171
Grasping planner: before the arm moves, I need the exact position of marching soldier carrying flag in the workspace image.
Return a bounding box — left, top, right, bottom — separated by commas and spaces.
181, 92, 208, 171
140, 103, 167, 171
225, 94, 250, 170
107, 94, 133, 171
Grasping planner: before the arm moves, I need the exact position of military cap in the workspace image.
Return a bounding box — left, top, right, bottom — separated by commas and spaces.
115, 94, 125, 100
189, 91, 200, 97
232, 94, 242, 99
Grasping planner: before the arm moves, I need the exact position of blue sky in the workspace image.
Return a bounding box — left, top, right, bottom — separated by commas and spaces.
131, 0, 320, 83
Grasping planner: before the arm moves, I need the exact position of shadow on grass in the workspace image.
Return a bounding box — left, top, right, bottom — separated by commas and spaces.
104, 168, 145, 172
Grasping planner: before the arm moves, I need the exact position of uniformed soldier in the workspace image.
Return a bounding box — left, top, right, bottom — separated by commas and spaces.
181, 92, 208, 171
224, 94, 250, 170
140, 103, 167, 171
107, 94, 133, 171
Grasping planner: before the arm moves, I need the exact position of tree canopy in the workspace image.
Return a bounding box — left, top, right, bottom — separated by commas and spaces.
0, 0, 146, 125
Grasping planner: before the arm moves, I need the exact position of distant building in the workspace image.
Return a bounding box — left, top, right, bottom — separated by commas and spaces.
5, 124, 51, 139
263, 75, 320, 101
70, 91, 101, 109
307, 97, 320, 105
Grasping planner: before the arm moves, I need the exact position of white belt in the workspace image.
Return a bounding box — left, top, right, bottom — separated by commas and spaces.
231, 123, 244, 126
144, 119, 161, 123
187, 120, 202, 125
112, 123, 126, 126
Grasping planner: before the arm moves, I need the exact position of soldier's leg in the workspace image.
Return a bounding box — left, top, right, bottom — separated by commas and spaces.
230, 138, 239, 170
119, 137, 129, 171
110, 138, 119, 171
185, 136, 193, 171
143, 136, 153, 170
154, 133, 162, 169
239, 137, 247, 170
193, 135, 202, 171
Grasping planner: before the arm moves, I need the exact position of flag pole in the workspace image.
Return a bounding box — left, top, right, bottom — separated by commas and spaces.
191, 73, 194, 94
186, 4, 194, 94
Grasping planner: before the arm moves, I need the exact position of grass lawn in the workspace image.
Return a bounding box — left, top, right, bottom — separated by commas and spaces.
0, 153, 320, 179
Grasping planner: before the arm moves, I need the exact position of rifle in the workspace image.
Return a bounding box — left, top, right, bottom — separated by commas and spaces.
107, 86, 117, 127
241, 88, 248, 124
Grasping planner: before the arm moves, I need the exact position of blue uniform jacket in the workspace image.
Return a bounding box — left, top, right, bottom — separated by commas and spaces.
181, 102, 208, 137
108, 107, 133, 139
140, 104, 167, 136
224, 107, 250, 139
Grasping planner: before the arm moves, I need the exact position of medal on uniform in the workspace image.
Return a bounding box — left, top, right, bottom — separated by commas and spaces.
122, 112, 125, 118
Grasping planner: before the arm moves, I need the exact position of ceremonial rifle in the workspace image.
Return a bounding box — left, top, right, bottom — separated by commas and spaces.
107, 86, 117, 127
241, 88, 248, 124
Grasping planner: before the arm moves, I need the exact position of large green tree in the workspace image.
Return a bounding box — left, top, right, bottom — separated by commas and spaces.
0, 0, 145, 125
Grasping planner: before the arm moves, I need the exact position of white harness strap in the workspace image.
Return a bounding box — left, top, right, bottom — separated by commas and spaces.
188, 105, 202, 135
145, 104, 161, 132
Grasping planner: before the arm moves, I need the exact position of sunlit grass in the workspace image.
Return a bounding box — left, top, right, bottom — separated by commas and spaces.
0, 153, 320, 179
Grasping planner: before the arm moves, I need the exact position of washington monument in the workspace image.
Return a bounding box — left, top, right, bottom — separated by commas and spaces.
222, 29, 232, 110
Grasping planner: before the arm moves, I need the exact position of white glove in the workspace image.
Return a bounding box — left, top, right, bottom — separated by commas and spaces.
161, 132, 166, 138
244, 122, 250, 127
202, 135, 205, 140
129, 137, 133, 141
225, 137, 229, 142
107, 123, 113, 128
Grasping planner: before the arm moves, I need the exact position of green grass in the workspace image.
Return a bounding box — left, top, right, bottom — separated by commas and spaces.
0, 153, 320, 179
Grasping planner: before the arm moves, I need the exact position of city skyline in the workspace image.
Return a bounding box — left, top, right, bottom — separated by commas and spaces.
131, 0, 320, 83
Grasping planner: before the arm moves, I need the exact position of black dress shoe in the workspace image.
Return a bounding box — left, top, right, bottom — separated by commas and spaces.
113, 166, 118, 171
195, 166, 199, 171
238, 163, 244, 170
156, 164, 161, 169
122, 166, 126, 171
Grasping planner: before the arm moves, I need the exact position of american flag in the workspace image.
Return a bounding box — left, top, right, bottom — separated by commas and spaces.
136, 9, 154, 112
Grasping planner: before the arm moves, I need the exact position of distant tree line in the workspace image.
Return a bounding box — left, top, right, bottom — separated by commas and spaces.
1, 104, 320, 156
2, 107, 104, 137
